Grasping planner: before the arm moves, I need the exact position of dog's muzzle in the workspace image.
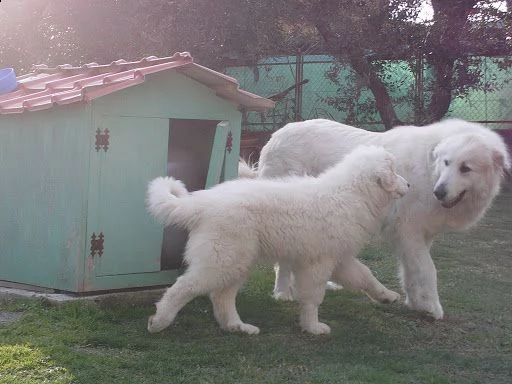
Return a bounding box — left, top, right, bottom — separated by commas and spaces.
434, 184, 466, 208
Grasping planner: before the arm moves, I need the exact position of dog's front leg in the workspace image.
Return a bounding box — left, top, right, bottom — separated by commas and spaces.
295, 267, 331, 335
299, 302, 330, 335
395, 233, 444, 320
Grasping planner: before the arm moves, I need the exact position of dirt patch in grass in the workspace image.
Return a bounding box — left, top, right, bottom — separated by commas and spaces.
0, 311, 23, 325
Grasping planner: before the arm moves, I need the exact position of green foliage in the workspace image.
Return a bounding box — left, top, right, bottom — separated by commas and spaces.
0, 1, 510, 127
0, 344, 73, 384
1, 1, 509, 71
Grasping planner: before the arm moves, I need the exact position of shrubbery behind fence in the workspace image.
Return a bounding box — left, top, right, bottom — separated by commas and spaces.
226, 54, 512, 133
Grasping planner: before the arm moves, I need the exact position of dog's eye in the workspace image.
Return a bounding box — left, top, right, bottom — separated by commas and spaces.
444, 159, 450, 166
460, 164, 471, 174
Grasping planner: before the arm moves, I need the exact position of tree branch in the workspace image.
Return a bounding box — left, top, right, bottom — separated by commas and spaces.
311, 1, 402, 129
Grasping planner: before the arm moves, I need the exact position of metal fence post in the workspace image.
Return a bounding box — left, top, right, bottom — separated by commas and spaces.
295, 49, 304, 121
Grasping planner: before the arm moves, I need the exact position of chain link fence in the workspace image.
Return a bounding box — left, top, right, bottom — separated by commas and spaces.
226, 54, 512, 134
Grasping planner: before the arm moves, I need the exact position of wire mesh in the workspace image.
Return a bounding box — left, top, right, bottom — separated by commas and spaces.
226, 54, 512, 133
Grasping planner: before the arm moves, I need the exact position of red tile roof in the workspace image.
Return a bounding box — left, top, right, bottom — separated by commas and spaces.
0, 52, 274, 114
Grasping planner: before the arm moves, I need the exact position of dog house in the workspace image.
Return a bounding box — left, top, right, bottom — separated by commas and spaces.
0, 52, 274, 293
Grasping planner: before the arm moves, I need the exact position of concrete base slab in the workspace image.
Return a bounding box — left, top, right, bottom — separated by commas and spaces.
0, 286, 166, 305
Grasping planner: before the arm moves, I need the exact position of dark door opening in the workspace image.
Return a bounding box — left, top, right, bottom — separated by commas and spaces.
160, 119, 219, 270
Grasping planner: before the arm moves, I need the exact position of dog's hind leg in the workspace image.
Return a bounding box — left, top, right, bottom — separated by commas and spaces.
273, 262, 296, 301
148, 270, 207, 333
331, 258, 401, 303
210, 279, 260, 335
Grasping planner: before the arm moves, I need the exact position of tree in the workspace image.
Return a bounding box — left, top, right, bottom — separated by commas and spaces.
424, 0, 480, 123
300, 0, 511, 128
1, 0, 510, 128
308, 0, 412, 128
0, 0, 53, 71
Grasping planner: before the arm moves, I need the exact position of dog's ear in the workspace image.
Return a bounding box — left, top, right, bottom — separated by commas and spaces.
377, 168, 396, 192
493, 150, 504, 171
430, 143, 442, 163
493, 149, 511, 177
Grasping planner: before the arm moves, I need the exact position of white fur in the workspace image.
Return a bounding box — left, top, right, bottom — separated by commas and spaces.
252, 118, 511, 319
147, 145, 409, 335
237, 158, 259, 179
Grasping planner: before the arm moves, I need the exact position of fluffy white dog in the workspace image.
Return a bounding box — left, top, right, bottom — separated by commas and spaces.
146, 145, 409, 335
241, 118, 511, 319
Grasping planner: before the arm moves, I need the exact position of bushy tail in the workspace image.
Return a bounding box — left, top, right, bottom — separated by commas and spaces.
238, 158, 259, 179
146, 176, 194, 228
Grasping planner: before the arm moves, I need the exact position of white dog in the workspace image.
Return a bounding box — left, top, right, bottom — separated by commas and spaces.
240, 118, 511, 320
146, 145, 409, 335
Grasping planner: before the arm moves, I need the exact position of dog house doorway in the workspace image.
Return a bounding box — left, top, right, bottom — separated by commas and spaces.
160, 119, 220, 270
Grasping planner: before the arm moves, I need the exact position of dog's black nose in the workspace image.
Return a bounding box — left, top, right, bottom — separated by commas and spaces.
433, 184, 447, 200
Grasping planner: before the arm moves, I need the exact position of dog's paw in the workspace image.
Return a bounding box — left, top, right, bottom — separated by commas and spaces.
239, 323, 260, 335
366, 288, 401, 304
302, 321, 331, 335
405, 296, 444, 320
326, 281, 343, 291
379, 289, 401, 304
272, 290, 295, 301
430, 308, 444, 320
147, 314, 172, 333
223, 322, 260, 335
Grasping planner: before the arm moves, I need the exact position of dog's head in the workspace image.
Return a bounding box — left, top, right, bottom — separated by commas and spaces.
349, 145, 409, 199
431, 133, 510, 209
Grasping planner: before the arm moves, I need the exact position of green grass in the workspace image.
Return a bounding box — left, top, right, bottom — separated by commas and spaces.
1, 186, 512, 384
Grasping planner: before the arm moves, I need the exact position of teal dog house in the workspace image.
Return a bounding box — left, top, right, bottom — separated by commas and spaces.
0, 52, 274, 293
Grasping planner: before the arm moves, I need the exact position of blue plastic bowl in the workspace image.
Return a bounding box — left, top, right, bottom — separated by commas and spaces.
0, 68, 17, 95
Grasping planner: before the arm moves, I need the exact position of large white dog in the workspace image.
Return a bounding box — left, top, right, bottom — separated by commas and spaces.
241, 118, 511, 320
146, 146, 409, 335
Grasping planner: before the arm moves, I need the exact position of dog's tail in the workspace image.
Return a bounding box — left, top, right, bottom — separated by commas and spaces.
147, 176, 198, 229
238, 158, 259, 179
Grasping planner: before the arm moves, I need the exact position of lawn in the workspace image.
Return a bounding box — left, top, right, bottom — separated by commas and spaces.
1, 185, 511, 384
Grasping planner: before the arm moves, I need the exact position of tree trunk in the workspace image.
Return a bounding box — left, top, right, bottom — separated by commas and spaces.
312, 2, 401, 130
423, 0, 479, 124
348, 55, 403, 129
424, 55, 456, 124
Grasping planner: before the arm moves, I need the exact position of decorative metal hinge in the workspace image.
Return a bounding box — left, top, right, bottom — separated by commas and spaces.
90, 232, 105, 257
225, 131, 233, 153
95, 128, 110, 152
